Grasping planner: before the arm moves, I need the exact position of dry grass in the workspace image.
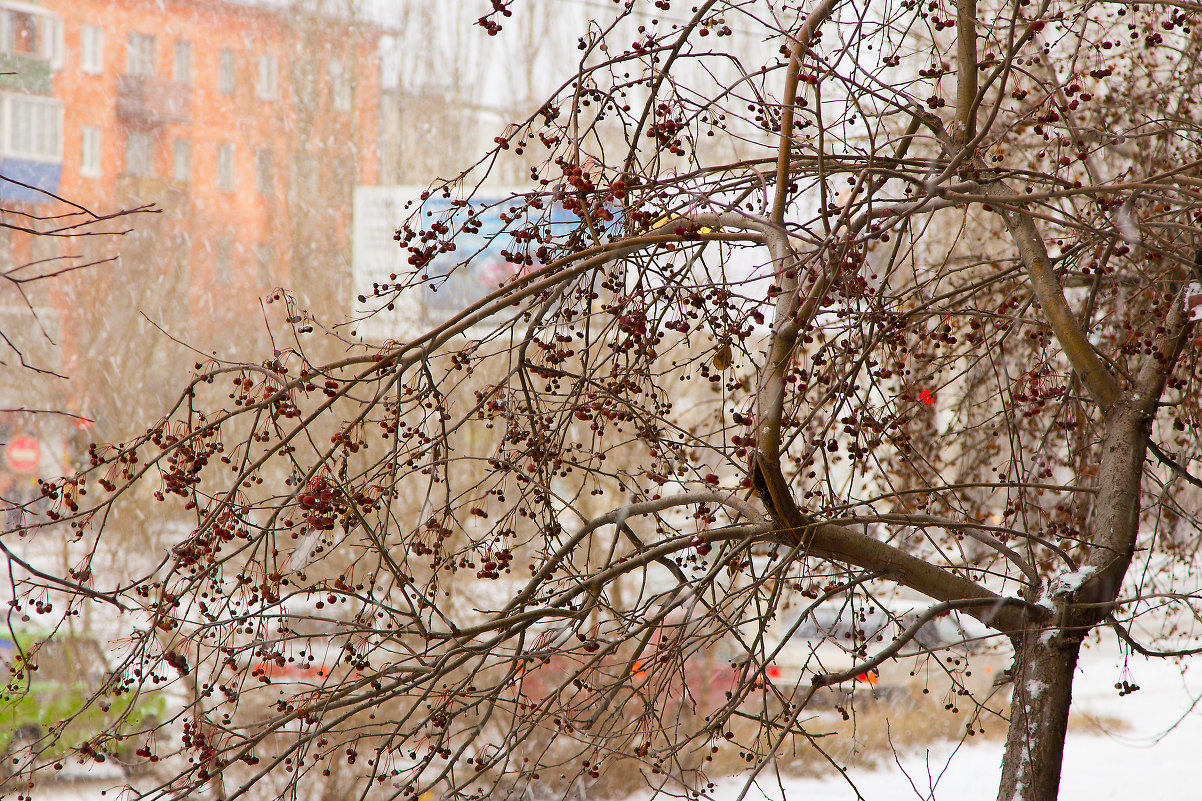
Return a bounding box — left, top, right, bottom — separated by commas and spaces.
580, 680, 1012, 801
755, 683, 1009, 778
1067, 708, 1130, 735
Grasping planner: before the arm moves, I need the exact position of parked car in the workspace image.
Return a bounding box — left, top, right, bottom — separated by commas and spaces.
756, 598, 1009, 704
243, 594, 353, 687
0, 631, 167, 776
487, 601, 1008, 722
511, 620, 744, 713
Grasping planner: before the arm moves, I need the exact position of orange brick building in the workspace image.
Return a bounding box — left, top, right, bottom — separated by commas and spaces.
2, 0, 382, 335
0, 0, 385, 477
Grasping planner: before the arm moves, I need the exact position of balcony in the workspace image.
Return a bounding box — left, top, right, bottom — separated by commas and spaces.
0, 52, 51, 94
0, 158, 60, 203
116, 173, 190, 211
116, 75, 192, 127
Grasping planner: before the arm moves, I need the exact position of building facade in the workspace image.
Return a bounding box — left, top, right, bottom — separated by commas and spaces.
2, 0, 381, 333
0, 0, 383, 476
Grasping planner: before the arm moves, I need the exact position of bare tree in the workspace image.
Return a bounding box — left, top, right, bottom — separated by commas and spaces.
0, 181, 155, 525
0, 187, 155, 378
5, 2, 1202, 801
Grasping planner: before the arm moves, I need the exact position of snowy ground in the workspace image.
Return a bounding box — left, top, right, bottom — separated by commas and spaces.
15, 632, 1200, 801
697, 632, 1201, 801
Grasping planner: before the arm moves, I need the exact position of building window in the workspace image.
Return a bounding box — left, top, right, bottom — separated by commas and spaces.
80, 125, 101, 177
3, 10, 37, 56
218, 48, 235, 94
214, 237, 233, 284
328, 57, 350, 111
378, 35, 400, 91
256, 54, 276, 100
44, 16, 62, 68
80, 24, 103, 74
217, 143, 235, 191
255, 148, 273, 194
172, 139, 190, 182
173, 40, 192, 84
126, 32, 154, 76
0, 8, 62, 67
256, 242, 273, 287
8, 96, 62, 162
124, 131, 153, 176
171, 232, 191, 294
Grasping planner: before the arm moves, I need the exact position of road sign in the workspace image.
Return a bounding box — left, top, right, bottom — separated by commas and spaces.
6, 435, 40, 473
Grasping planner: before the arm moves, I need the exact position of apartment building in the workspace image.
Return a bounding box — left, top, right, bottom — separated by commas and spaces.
0, 0, 383, 475
1, 0, 381, 325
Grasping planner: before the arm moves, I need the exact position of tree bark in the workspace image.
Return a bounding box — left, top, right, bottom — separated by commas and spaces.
997, 400, 1150, 801
997, 624, 1083, 801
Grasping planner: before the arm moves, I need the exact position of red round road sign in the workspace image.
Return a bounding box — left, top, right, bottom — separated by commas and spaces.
6, 435, 40, 473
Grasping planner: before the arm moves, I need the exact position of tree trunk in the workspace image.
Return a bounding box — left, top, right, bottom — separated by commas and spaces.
997, 400, 1151, 801
996, 622, 1083, 801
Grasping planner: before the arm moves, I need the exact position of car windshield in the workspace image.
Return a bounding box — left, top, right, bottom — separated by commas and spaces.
782, 603, 962, 652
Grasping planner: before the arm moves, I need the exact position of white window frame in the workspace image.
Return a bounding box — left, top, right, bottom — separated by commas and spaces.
214, 237, 233, 284
172, 138, 190, 183
378, 35, 400, 91
80, 124, 100, 177
217, 142, 235, 192
42, 14, 62, 69
173, 39, 192, 84
255, 241, 273, 287
0, 7, 62, 69
126, 32, 154, 76
218, 48, 235, 95
255, 148, 273, 193
172, 232, 191, 287
256, 53, 276, 100
4, 94, 63, 163
80, 24, 103, 74
328, 57, 350, 111
124, 130, 153, 177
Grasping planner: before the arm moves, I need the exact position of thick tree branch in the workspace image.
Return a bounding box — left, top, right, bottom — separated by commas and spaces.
848, 512, 1041, 584
811, 598, 1031, 687
981, 181, 1123, 408
802, 520, 1031, 635
771, 0, 841, 225
746, 455, 1030, 634
955, 0, 978, 143
1075, 270, 1199, 613
1133, 273, 1198, 407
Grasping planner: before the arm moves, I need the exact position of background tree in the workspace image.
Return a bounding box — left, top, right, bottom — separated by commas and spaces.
0, 182, 155, 584
5, 2, 1202, 801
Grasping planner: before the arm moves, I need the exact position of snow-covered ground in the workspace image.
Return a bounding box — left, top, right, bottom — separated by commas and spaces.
16, 632, 1199, 801
698, 632, 1201, 801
